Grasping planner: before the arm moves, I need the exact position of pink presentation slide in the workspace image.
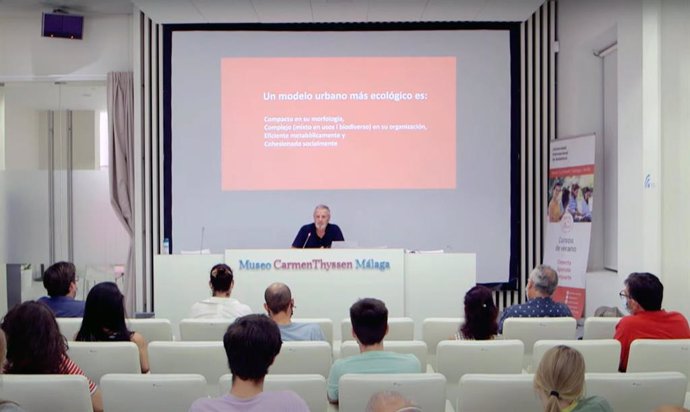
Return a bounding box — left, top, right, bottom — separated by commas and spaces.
220, 56, 457, 190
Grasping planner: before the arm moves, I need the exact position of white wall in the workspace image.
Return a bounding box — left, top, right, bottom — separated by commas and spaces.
559, 0, 689, 317
659, 0, 690, 317
0, 14, 132, 78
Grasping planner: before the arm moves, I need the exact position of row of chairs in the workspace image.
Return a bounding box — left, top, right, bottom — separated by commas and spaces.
56, 316, 622, 350
65, 338, 690, 400
1, 371, 686, 412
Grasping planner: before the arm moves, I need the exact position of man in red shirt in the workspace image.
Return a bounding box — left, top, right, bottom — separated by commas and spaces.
614, 272, 690, 372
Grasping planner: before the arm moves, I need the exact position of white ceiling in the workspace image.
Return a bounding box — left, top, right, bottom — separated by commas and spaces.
0, 0, 546, 22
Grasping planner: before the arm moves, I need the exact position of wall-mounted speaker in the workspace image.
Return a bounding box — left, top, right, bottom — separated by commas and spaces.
42, 12, 83, 40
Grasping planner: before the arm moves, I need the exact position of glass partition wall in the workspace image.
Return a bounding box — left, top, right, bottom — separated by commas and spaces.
0, 81, 129, 314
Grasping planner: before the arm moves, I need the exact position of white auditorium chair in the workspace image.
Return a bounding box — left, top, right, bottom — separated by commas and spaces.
101, 373, 207, 412
127, 318, 173, 342
501, 317, 577, 367
585, 371, 688, 412
148, 341, 227, 394
67, 341, 141, 383
626, 339, 690, 406
422, 317, 464, 356
531, 339, 621, 373
582, 317, 620, 339
292, 318, 334, 344
436, 339, 524, 404
219, 373, 328, 412
0, 375, 93, 412
340, 340, 428, 369
341, 317, 414, 341
269, 341, 332, 377
56, 317, 83, 340
179, 318, 233, 341
457, 373, 541, 412
338, 373, 448, 412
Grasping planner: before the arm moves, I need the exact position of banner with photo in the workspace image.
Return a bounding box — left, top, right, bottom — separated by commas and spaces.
543, 134, 595, 318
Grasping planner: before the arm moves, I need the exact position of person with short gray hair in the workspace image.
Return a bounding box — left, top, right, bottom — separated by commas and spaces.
498, 265, 572, 333
291, 204, 344, 248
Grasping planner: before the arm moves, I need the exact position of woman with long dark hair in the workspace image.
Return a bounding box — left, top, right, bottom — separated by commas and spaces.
1, 301, 102, 412
455, 285, 498, 340
75, 282, 149, 373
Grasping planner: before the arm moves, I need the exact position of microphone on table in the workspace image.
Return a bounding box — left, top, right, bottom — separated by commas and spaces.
302, 232, 312, 248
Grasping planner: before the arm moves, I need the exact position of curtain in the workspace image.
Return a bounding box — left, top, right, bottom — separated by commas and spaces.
108, 72, 136, 314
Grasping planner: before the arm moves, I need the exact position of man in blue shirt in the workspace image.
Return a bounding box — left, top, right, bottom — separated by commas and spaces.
291, 204, 344, 248
37, 261, 85, 317
264, 282, 326, 341
498, 265, 572, 333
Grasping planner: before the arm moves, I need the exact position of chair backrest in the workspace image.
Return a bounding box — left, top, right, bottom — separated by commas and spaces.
583, 317, 621, 339
458, 373, 541, 412
67, 341, 141, 383
0, 374, 93, 412
422, 317, 463, 355
127, 318, 173, 342
340, 340, 428, 368
269, 341, 332, 378
341, 317, 414, 341
436, 339, 524, 404
502, 317, 576, 366
219, 374, 328, 412
339, 373, 447, 412
179, 318, 233, 341
56, 317, 83, 340
292, 318, 334, 344
148, 341, 228, 393
531, 339, 621, 373
101, 373, 207, 412
585, 372, 688, 412
626, 339, 690, 390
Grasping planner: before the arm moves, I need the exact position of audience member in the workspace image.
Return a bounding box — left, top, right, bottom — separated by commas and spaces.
498, 265, 572, 333
366, 391, 420, 412
0, 329, 26, 412
534, 345, 613, 412
37, 261, 85, 317
614, 272, 690, 371
327, 298, 421, 402
188, 314, 309, 412
264, 282, 326, 341
1, 301, 103, 412
75, 282, 149, 373
189, 264, 252, 319
454, 285, 498, 340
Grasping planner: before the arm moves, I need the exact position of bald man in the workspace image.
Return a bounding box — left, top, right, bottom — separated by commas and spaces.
264, 282, 326, 341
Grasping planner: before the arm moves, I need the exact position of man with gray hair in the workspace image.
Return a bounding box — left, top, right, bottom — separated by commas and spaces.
498, 264, 572, 333
291, 204, 344, 248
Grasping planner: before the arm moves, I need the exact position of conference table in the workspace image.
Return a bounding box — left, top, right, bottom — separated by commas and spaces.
154, 249, 475, 339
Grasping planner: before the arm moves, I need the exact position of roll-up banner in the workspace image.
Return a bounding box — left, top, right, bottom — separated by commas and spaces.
544, 134, 595, 318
